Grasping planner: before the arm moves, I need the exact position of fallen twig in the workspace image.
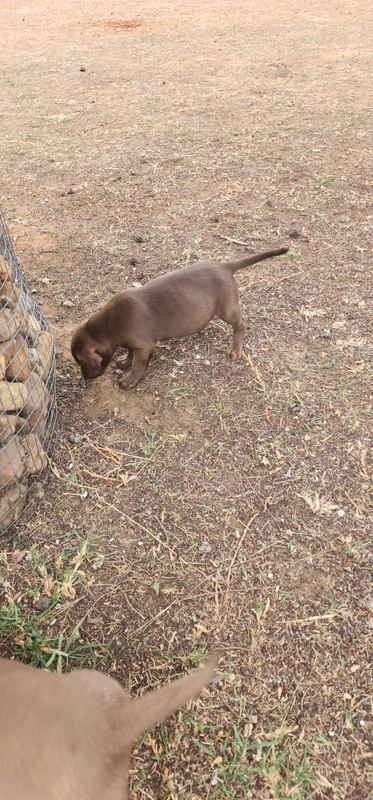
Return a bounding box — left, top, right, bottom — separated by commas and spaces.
214, 570, 220, 618
84, 436, 122, 464
239, 271, 303, 294
238, 277, 265, 293
130, 584, 210, 640
242, 352, 266, 391
280, 611, 348, 625
96, 495, 177, 559
82, 467, 136, 485
216, 233, 253, 247
269, 270, 304, 286
224, 513, 260, 603
97, 201, 123, 223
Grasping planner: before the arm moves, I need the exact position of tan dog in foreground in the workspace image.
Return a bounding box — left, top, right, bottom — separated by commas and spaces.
0, 654, 217, 800
71, 247, 288, 389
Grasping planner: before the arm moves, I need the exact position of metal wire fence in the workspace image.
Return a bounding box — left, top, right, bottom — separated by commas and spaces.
0, 205, 57, 544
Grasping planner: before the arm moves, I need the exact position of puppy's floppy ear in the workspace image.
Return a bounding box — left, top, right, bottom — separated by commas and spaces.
89, 349, 104, 369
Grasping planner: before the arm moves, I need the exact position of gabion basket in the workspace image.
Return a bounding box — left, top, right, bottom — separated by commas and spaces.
0, 205, 57, 542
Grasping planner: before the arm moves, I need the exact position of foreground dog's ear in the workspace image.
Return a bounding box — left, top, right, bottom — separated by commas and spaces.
127, 653, 219, 743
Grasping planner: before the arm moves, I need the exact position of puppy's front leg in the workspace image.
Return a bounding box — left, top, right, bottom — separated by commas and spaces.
118, 347, 155, 390
116, 350, 133, 370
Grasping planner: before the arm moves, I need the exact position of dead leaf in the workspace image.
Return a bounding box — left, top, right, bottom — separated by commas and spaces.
11, 549, 27, 565
350, 664, 360, 673
331, 319, 347, 329
60, 575, 76, 599
317, 772, 334, 789
42, 576, 55, 596
194, 623, 209, 636
299, 305, 326, 318
268, 724, 298, 739
145, 733, 160, 756
298, 493, 339, 515
336, 338, 365, 348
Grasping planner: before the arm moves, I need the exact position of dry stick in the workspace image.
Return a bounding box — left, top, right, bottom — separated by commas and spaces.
270, 270, 303, 285
287, 381, 307, 410
182, 438, 217, 466
82, 467, 136, 485
238, 277, 265, 293
135, 442, 165, 476
216, 233, 254, 247
129, 586, 210, 640
97, 201, 123, 223
239, 270, 303, 294
279, 611, 347, 625
85, 415, 144, 434
96, 495, 177, 558
123, 592, 145, 620
82, 437, 164, 482
224, 513, 260, 604
215, 570, 220, 618
242, 352, 266, 391
84, 436, 121, 464
49, 464, 176, 557
85, 444, 164, 481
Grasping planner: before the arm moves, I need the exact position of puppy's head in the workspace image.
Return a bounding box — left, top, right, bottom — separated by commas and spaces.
71, 326, 115, 380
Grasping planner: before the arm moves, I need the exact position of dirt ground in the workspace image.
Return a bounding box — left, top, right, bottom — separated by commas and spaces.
1, 0, 373, 797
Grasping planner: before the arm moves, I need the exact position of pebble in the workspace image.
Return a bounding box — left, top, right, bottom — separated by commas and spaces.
34, 596, 50, 612
199, 542, 212, 554
69, 433, 82, 444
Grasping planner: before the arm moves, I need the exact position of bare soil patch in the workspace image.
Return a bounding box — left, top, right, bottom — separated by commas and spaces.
1, 0, 373, 797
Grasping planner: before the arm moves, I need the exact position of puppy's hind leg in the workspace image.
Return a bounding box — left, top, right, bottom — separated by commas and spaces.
224, 308, 246, 361
118, 346, 155, 390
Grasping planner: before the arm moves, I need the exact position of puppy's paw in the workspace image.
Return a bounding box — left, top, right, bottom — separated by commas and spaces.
226, 345, 242, 361
118, 373, 138, 391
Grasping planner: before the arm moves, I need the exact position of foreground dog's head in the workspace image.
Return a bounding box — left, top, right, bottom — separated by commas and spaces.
71, 325, 115, 380
0, 654, 218, 800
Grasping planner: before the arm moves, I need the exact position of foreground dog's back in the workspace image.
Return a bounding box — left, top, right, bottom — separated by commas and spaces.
0, 654, 217, 800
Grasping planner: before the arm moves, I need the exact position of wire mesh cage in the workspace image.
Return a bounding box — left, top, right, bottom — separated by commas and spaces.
0, 205, 57, 541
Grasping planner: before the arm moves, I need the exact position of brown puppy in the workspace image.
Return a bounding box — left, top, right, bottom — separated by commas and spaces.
71, 246, 288, 390
0, 653, 217, 800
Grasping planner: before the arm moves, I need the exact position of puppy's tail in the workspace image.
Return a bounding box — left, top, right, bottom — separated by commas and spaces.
126, 654, 218, 743
224, 246, 288, 273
